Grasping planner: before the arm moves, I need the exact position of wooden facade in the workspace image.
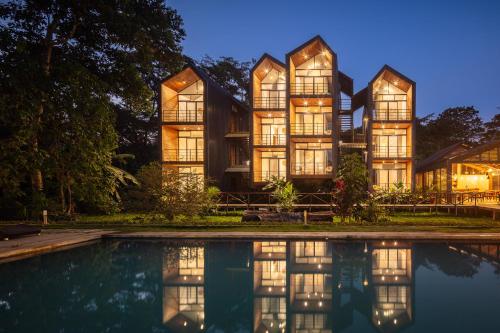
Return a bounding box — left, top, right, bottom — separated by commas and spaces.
160, 64, 250, 191
161, 35, 417, 191
249, 36, 416, 190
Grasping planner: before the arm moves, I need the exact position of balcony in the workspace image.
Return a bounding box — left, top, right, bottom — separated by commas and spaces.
254, 134, 286, 146
163, 149, 204, 162
373, 182, 411, 190
253, 96, 286, 109
292, 163, 333, 176
373, 93, 411, 121
373, 146, 411, 159
254, 171, 286, 182
290, 82, 331, 96
162, 108, 203, 123
373, 109, 412, 121
290, 123, 332, 136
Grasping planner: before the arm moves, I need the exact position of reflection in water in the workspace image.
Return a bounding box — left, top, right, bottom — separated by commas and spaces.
163, 246, 205, 332
254, 241, 287, 333
1, 239, 496, 333
161, 241, 418, 333
371, 242, 413, 332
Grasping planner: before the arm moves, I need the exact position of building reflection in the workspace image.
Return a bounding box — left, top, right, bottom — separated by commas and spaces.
163, 245, 205, 332
162, 240, 419, 333
289, 241, 333, 333
253, 242, 287, 333
370, 241, 414, 332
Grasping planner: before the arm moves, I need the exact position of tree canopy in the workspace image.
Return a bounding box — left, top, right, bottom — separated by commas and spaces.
198, 55, 253, 104
0, 0, 185, 217
415, 106, 491, 160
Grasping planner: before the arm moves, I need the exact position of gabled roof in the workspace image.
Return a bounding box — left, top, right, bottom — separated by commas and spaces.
286, 35, 337, 66
252, 53, 286, 73
370, 64, 415, 92
161, 60, 249, 112
417, 140, 500, 172
450, 139, 500, 163
417, 143, 470, 171
287, 35, 336, 57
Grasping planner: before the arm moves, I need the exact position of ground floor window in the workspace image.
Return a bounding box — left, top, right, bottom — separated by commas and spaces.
261, 151, 286, 180
373, 163, 408, 189
452, 163, 499, 191
293, 143, 332, 175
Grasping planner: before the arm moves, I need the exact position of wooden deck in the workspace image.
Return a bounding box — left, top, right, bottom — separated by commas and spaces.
0, 229, 113, 262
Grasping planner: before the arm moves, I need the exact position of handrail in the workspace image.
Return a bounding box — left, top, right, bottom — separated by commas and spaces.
216, 190, 500, 208
163, 149, 204, 162
373, 109, 412, 121
253, 96, 286, 109
253, 171, 286, 182
254, 134, 286, 146
162, 108, 203, 123
290, 82, 331, 95
292, 163, 333, 175
290, 123, 332, 136
373, 145, 411, 158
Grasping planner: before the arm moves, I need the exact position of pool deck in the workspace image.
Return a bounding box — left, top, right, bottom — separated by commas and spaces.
0, 229, 113, 262
107, 231, 500, 240
1, 230, 500, 262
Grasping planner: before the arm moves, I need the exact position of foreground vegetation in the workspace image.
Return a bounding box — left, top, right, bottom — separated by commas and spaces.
2, 211, 498, 233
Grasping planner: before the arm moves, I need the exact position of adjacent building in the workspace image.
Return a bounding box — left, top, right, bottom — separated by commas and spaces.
416, 140, 500, 192
161, 35, 417, 191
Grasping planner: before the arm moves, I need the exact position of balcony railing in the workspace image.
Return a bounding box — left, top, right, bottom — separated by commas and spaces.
291, 123, 332, 136
373, 183, 411, 190
253, 134, 286, 146
373, 109, 412, 121
373, 146, 411, 158
340, 99, 351, 111
163, 149, 204, 162
254, 171, 286, 182
290, 82, 331, 95
292, 163, 333, 175
253, 96, 286, 109
162, 109, 203, 123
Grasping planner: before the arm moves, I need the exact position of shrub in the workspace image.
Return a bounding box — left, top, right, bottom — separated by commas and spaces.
154, 172, 221, 221
263, 176, 298, 212
333, 153, 368, 222
123, 162, 162, 212
357, 192, 390, 223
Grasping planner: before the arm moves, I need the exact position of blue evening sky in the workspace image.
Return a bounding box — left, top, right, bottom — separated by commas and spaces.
169, 0, 500, 122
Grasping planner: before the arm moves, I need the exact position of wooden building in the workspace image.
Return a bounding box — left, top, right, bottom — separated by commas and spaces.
161, 35, 417, 191
160, 63, 249, 191
249, 36, 416, 190
416, 140, 500, 192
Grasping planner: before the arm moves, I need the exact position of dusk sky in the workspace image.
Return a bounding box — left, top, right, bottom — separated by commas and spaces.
170, 0, 500, 122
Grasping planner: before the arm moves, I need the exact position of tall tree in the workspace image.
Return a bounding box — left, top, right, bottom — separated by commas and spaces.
0, 0, 185, 216
198, 55, 253, 104
416, 107, 485, 159
481, 113, 500, 143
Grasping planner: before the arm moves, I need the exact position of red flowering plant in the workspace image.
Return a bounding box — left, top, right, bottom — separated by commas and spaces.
332, 154, 368, 223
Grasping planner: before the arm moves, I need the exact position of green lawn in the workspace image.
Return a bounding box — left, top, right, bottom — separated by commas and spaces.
16, 211, 499, 233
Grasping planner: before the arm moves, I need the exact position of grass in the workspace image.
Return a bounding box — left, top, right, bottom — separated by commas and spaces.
3, 211, 497, 233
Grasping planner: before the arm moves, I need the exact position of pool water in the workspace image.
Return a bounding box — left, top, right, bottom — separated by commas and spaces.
0, 239, 499, 333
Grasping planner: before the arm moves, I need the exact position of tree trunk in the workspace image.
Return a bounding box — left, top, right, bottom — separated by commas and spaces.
60, 181, 66, 213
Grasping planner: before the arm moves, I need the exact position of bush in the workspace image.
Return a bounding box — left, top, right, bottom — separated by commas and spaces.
123, 162, 162, 212
355, 192, 390, 223
333, 153, 368, 222
263, 176, 298, 212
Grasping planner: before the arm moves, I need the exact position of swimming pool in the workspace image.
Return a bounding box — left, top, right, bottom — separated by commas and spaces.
0, 239, 499, 332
